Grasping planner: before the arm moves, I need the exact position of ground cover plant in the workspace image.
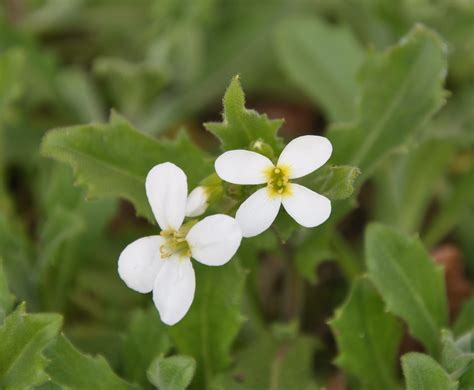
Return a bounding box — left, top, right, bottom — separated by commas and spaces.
0, 1, 473, 389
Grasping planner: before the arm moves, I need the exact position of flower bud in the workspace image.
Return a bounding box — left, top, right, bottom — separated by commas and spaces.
185, 186, 209, 217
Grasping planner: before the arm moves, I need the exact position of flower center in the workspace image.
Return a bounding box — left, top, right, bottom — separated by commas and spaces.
265, 165, 292, 197
159, 221, 196, 259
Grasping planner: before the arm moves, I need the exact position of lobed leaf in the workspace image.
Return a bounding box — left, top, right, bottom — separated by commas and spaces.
41, 111, 213, 222
365, 223, 448, 357
0, 304, 62, 388
45, 335, 138, 389
330, 277, 402, 390
205, 76, 284, 154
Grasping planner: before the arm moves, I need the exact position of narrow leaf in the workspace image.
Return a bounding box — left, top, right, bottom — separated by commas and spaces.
121, 308, 171, 387
212, 334, 317, 390
366, 223, 448, 357
276, 17, 364, 121
329, 25, 448, 181
330, 277, 402, 389
169, 260, 246, 389
0, 258, 14, 322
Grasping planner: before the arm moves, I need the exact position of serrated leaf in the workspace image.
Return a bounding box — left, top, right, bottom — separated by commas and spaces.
329, 25, 448, 181
169, 260, 246, 389
0, 303, 62, 388
45, 335, 138, 390
211, 333, 317, 390
0, 258, 14, 323
41, 111, 213, 221
366, 223, 448, 357
330, 277, 402, 389
275, 17, 364, 122
402, 352, 457, 390
147, 355, 196, 390
122, 308, 171, 388
300, 165, 361, 201
454, 297, 474, 337
204, 76, 284, 153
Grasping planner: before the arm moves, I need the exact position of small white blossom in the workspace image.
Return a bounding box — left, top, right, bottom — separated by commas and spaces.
118, 163, 242, 325
215, 135, 332, 237
185, 186, 209, 217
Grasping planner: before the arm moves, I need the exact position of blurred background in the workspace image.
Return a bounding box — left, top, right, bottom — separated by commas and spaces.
0, 0, 473, 389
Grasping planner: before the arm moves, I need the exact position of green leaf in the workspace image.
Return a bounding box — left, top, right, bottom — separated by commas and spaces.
294, 225, 333, 284
0, 258, 14, 323
204, 76, 284, 154
329, 25, 448, 181
45, 335, 138, 390
0, 303, 62, 388
275, 17, 364, 122
330, 277, 402, 389
440, 330, 474, 380
169, 260, 246, 389
365, 223, 448, 357
459, 361, 474, 390
402, 352, 457, 390
121, 308, 171, 388
41, 111, 213, 221
424, 168, 474, 247
373, 139, 454, 233
300, 165, 361, 201
147, 355, 196, 390
212, 333, 317, 390
454, 297, 474, 337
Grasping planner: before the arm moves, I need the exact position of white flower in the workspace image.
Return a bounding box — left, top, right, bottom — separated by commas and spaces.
118, 163, 242, 325
215, 135, 332, 237
185, 186, 208, 217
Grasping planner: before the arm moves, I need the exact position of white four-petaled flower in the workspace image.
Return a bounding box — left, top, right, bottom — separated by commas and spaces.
118, 163, 242, 325
215, 135, 332, 237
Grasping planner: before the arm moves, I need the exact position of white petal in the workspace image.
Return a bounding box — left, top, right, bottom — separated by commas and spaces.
278, 135, 332, 179
236, 187, 281, 237
146, 162, 187, 231
153, 257, 195, 326
185, 186, 208, 217
282, 184, 331, 227
186, 214, 242, 266
118, 236, 164, 293
215, 150, 273, 185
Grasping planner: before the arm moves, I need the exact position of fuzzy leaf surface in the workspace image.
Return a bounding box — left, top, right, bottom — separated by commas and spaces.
0, 304, 62, 389
205, 76, 283, 154
41, 112, 212, 221
330, 277, 402, 389
366, 223, 448, 357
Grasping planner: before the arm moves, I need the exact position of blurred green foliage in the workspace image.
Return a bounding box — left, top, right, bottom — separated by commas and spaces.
0, 0, 472, 389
